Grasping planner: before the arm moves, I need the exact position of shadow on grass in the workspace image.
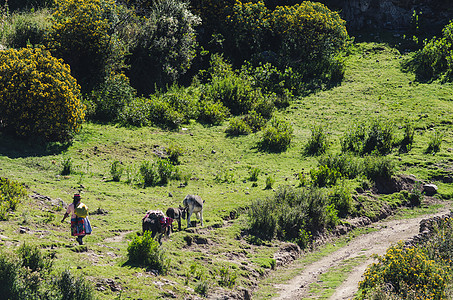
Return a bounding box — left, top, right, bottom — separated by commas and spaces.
0, 132, 70, 158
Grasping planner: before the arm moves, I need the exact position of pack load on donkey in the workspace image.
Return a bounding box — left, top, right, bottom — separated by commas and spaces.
142, 210, 173, 244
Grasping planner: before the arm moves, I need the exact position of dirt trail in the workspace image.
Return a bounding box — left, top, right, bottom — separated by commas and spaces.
272, 207, 452, 300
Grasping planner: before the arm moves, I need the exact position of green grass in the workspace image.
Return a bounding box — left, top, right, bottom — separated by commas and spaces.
0, 40, 453, 299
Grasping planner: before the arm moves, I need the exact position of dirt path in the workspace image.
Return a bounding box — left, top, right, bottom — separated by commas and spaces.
272, 207, 452, 300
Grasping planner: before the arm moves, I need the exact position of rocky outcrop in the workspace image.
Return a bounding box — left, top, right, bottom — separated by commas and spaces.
321, 0, 453, 31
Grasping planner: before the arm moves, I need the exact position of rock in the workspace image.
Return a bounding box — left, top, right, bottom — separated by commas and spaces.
423, 183, 438, 195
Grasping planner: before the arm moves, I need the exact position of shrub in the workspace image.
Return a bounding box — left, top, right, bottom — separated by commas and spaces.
426, 130, 443, 154
47, 0, 125, 94
259, 117, 293, 152
218, 266, 237, 288
60, 157, 72, 175
0, 250, 19, 299
317, 153, 362, 179
119, 97, 151, 127
265, 175, 274, 190
270, 2, 348, 78
156, 159, 179, 184
0, 47, 85, 142
126, 0, 201, 95
147, 96, 185, 130
110, 160, 123, 182
140, 161, 159, 187
89, 73, 136, 122
202, 74, 263, 116
249, 167, 260, 182
127, 231, 170, 274
0, 0, 53, 11
225, 117, 251, 136
225, 0, 271, 62
54, 269, 94, 300
341, 120, 394, 156
166, 143, 184, 165
362, 120, 394, 155
363, 155, 395, 181
310, 165, 341, 187
17, 243, 52, 273
198, 99, 229, 125
304, 124, 329, 156
399, 122, 415, 153
329, 183, 354, 217
248, 198, 277, 240
5, 9, 51, 48
243, 110, 267, 132
358, 243, 450, 300
0, 177, 27, 220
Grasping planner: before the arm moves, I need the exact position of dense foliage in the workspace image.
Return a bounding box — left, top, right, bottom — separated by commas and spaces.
127, 231, 170, 274
126, 0, 201, 95
358, 217, 453, 299
47, 0, 125, 94
0, 177, 27, 220
0, 47, 85, 142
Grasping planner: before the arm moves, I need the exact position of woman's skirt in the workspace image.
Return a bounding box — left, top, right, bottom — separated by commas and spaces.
71, 217, 92, 236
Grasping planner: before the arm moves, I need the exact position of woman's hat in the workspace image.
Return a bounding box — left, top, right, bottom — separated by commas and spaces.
73, 194, 81, 200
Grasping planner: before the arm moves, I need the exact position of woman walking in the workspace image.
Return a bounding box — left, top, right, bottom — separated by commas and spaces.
61, 194, 92, 245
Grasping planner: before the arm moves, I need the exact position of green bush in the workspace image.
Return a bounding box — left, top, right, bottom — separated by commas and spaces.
426, 130, 443, 154
198, 99, 230, 125
329, 183, 354, 217
363, 155, 395, 181
226, 117, 251, 136
202, 74, 262, 116
259, 117, 293, 152
110, 160, 124, 182
0, 177, 27, 220
244, 110, 267, 132
407, 20, 453, 82
89, 73, 136, 122
265, 175, 275, 190
304, 124, 329, 156
0, 47, 85, 142
5, 9, 51, 48
270, 2, 348, 81
147, 96, 185, 130
17, 243, 52, 273
47, 0, 126, 93
127, 231, 170, 274
119, 97, 151, 127
156, 159, 179, 184
249, 167, 260, 182
341, 120, 394, 156
248, 186, 337, 248
140, 161, 159, 187
310, 165, 341, 187
399, 122, 415, 153
54, 269, 94, 300
166, 143, 184, 165
317, 153, 362, 179
126, 0, 201, 95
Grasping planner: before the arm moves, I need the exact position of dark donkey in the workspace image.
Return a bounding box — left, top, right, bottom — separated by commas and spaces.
142, 210, 169, 244
166, 206, 186, 232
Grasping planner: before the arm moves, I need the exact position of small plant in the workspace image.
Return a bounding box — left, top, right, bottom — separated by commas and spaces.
363, 155, 395, 181
127, 231, 170, 274
110, 160, 124, 182
265, 175, 275, 190
259, 117, 293, 152
225, 117, 251, 136
399, 122, 415, 153
55, 269, 95, 300
139, 161, 159, 187
329, 183, 354, 217
214, 170, 235, 184
0, 177, 27, 220
249, 167, 260, 182
297, 172, 308, 187
304, 124, 329, 156
218, 266, 237, 288
310, 165, 341, 187
166, 143, 184, 165
426, 130, 443, 154
156, 159, 179, 185
194, 280, 210, 296
61, 157, 72, 175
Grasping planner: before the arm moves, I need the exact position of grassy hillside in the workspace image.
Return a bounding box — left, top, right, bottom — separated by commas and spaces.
0, 41, 452, 299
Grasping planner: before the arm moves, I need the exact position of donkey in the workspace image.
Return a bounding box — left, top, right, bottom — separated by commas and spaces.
182, 194, 204, 227
142, 210, 168, 244
166, 206, 186, 232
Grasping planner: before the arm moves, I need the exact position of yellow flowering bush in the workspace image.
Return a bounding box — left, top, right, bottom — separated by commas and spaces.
47, 0, 123, 93
358, 242, 451, 299
226, 1, 271, 60
0, 47, 85, 142
270, 1, 348, 70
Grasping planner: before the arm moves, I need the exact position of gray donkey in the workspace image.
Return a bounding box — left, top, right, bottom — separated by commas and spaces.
182, 194, 204, 227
